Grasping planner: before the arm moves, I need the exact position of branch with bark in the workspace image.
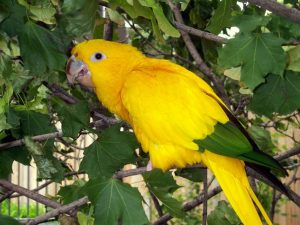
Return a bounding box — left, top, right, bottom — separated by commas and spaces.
26, 197, 88, 225
241, 0, 300, 23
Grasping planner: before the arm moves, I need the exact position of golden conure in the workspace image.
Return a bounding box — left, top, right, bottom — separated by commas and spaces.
66, 39, 289, 225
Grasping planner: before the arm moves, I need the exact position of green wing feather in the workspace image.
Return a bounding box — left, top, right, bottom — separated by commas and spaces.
194, 121, 286, 175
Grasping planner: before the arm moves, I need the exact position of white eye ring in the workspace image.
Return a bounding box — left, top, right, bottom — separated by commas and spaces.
91, 52, 106, 62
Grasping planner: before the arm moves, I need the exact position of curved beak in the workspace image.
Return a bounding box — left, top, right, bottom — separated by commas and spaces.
66, 55, 95, 88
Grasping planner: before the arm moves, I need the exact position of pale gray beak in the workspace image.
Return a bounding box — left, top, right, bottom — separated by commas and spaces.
66, 55, 94, 88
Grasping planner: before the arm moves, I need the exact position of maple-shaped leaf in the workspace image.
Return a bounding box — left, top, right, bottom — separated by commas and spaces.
80, 125, 138, 178
143, 169, 184, 218
52, 97, 90, 138
218, 33, 286, 89
249, 71, 300, 116
83, 178, 148, 225
19, 21, 66, 74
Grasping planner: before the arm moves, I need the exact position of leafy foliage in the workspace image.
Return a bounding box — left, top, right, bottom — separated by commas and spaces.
80, 125, 138, 178
144, 169, 185, 218
207, 201, 240, 225
218, 33, 286, 89
52, 97, 90, 138
83, 178, 148, 225
0, 0, 300, 224
249, 71, 300, 116
206, 0, 233, 34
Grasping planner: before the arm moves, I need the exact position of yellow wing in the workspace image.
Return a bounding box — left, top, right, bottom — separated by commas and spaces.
121, 58, 272, 225
121, 58, 228, 170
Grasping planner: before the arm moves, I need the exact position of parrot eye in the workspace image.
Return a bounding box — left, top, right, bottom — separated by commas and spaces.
91, 52, 106, 62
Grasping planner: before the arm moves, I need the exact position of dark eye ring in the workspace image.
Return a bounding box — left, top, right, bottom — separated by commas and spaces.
91, 52, 106, 62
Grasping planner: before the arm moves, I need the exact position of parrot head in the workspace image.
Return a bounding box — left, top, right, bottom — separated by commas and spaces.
66, 39, 145, 89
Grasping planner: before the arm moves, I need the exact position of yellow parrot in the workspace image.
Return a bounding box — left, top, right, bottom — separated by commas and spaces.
66, 39, 288, 225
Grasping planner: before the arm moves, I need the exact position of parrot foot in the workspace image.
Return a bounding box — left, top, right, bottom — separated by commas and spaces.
146, 160, 153, 171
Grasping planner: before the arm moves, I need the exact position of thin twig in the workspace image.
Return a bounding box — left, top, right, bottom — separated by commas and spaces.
44, 82, 77, 104
269, 189, 276, 222
0, 131, 63, 150
113, 167, 148, 179
174, 22, 226, 44
202, 169, 208, 225
241, 0, 300, 24
26, 197, 88, 225
150, 191, 165, 219
9, 171, 86, 199
275, 146, 300, 161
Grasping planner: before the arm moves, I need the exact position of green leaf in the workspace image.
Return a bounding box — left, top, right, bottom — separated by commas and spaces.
248, 125, 275, 154
175, 167, 204, 182
0, 151, 14, 178
16, 110, 55, 136
138, 0, 180, 37
0, 215, 22, 225
218, 33, 286, 89
232, 15, 271, 34
58, 180, 86, 204
207, 201, 240, 225
109, 0, 139, 18
77, 211, 95, 225
59, 0, 98, 37
17, 0, 56, 24
0, 146, 30, 179
143, 169, 184, 218
0, 0, 26, 37
223, 67, 241, 81
52, 97, 90, 138
80, 125, 138, 178
268, 15, 300, 39
249, 71, 300, 116
206, 0, 233, 34
9, 110, 64, 180
19, 21, 67, 74
0, 83, 13, 132
83, 178, 148, 225
287, 45, 300, 72
24, 136, 64, 181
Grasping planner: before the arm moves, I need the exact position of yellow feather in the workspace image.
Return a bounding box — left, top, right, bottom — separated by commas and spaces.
72, 39, 273, 225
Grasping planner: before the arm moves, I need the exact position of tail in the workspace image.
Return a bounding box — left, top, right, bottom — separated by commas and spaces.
201, 151, 272, 225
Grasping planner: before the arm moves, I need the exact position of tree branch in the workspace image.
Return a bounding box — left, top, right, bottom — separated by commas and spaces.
0, 131, 63, 150
202, 169, 208, 225
241, 0, 300, 24
44, 82, 77, 104
26, 197, 88, 225
174, 22, 226, 44
274, 146, 300, 161
166, 0, 230, 106
0, 179, 61, 209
